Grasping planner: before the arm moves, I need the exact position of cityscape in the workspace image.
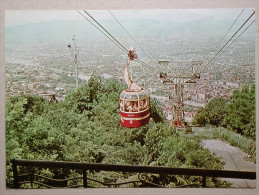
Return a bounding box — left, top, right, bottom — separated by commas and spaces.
5, 29, 255, 123
4, 9, 256, 189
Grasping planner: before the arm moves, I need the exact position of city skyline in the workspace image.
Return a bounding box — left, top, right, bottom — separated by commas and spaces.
5, 9, 255, 113
4, 8, 256, 189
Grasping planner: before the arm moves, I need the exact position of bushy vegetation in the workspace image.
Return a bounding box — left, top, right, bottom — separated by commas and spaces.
6, 75, 230, 188
192, 85, 255, 140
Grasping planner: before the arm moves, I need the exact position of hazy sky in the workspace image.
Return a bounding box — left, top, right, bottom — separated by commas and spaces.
5, 9, 255, 27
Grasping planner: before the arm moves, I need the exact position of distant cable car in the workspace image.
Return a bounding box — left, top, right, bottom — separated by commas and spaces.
120, 47, 150, 127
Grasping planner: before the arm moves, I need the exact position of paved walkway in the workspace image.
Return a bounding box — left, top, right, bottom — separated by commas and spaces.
202, 139, 256, 188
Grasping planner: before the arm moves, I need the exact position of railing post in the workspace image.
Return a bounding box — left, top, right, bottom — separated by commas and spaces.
202, 176, 206, 188
83, 170, 87, 188
11, 159, 19, 189
29, 168, 34, 188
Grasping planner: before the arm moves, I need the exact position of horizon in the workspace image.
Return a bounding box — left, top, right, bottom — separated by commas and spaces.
4, 9, 255, 46
5, 9, 255, 28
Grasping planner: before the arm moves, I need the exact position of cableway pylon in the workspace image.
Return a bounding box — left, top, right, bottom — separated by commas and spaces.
159, 61, 202, 129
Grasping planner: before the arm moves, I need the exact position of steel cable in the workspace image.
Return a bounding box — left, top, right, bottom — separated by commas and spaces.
199, 10, 255, 73
108, 10, 153, 61
215, 8, 245, 49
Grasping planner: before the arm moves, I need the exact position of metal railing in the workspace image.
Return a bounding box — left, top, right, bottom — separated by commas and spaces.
11, 159, 256, 188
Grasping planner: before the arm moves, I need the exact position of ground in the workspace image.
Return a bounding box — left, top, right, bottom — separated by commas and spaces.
202, 139, 256, 188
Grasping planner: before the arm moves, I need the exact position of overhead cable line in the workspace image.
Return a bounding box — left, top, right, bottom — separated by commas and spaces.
199, 10, 255, 73
77, 11, 128, 54
223, 20, 255, 52
205, 20, 255, 76
108, 10, 153, 61
78, 10, 160, 74
135, 59, 157, 72
84, 10, 129, 53
213, 20, 255, 63
107, 10, 169, 74
193, 9, 245, 74
215, 8, 245, 49
107, 10, 181, 76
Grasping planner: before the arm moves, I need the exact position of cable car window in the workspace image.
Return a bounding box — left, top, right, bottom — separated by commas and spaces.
120, 99, 124, 111
139, 99, 147, 111
120, 91, 126, 98
132, 101, 138, 112
125, 100, 133, 112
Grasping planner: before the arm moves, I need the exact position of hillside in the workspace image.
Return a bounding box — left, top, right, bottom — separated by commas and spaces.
5, 75, 230, 188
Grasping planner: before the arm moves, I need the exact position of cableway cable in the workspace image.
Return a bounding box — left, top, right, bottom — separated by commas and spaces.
199, 10, 255, 73
198, 8, 245, 73
223, 20, 255, 53
84, 11, 129, 53
108, 10, 153, 61
215, 8, 245, 49
77, 10, 160, 74
212, 20, 255, 66
77, 11, 128, 54
107, 10, 171, 74
107, 10, 181, 76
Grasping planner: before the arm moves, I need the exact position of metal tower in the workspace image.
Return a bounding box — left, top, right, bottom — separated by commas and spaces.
159, 61, 202, 129
67, 35, 79, 88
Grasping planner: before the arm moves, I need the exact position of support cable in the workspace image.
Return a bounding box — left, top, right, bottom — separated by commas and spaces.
200, 8, 245, 69
211, 20, 255, 70
108, 10, 153, 61
199, 10, 255, 73
215, 8, 245, 49
221, 20, 255, 54
77, 11, 128, 54
185, 9, 246, 74
84, 11, 129, 53
78, 10, 160, 74
108, 10, 179, 75
84, 11, 160, 74
135, 59, 158, 73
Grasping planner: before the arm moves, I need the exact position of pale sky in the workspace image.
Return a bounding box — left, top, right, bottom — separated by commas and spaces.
5, 9, 255, 27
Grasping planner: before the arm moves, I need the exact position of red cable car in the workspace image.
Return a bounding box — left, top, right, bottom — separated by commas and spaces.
120, 48, 150, 128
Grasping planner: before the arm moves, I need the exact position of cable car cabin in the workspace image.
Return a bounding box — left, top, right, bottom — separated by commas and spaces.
120, 47, 150, 127
120, 89, 150, 128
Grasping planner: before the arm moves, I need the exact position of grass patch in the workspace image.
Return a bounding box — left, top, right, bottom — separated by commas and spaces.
193, 126, 255, 156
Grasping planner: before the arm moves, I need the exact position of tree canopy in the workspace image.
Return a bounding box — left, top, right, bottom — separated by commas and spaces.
192, 84, 255, 140
6, 75, 229, 188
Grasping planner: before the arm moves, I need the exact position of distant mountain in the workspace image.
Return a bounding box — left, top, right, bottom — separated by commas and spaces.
5, 18, 254, 44
5, 20, 97, 44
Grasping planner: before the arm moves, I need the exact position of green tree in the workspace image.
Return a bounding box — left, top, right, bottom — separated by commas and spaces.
150, 99, 165, 123
223, 85, 255, 139
192, 108, 207, 126
6, 75, 229, 188
192, 98, 228, 126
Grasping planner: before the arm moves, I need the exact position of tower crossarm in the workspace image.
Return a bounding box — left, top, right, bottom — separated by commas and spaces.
158, 60, 202, 129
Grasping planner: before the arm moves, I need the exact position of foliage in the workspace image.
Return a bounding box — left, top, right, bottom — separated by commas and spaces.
6, 75, 229, 188
191, 108, 207, 126
57, 73, 86, 85
192, 98, 228, 127
150, 99, 165, 123
222, 85, 255, 139
192, 85, 255, 140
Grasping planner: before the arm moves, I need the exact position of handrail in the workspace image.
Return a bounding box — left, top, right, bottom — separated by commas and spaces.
11, 159, 256, 189
11, 159, 256, 179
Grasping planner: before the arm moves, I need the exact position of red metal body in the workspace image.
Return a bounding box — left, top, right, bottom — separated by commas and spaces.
120, 108, 150, 128
173, 120, 183, 128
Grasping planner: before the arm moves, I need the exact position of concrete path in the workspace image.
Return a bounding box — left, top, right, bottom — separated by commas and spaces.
202, 139, 256, 188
